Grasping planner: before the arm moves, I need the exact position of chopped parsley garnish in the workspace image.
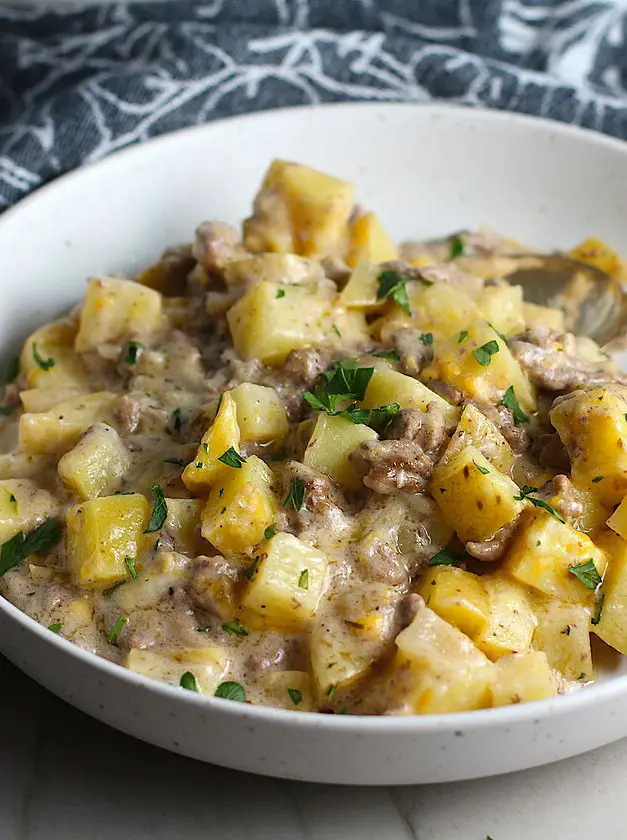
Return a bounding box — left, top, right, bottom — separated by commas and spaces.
513, 485, 565, 523
245, 556, 260, 580
473, 460, 489, 475
428, 548, 465, 566
8, 493, 16, 505
287, 688, 302, 706
376, 269, 413, 315
196, 626, 211, 632
104, 580, 126, 597
171, 407, 182, 432
332, 323, 342, 338
276, 289, 286, 299
457, 330, 468, 344
163, 457, 186, 467
591, 591, 605, 625
222, 619, 248, 637
107, 615, 128, 645
264, 524, 277, 540
449, 233, 465, 259
0, 518, 62, 577
569, 559, 602, 590
327, 685, 336, 701
218, 447, 246, 469
373, 350, 400, 361
125, 556, 138, 580
472, 340, 500, 367
341, 402, 400, 434
283, 478, 305, 512
123, 340, 143, 365
144, 485, 167, 533
298, 569, 309, 590
180, 671, 198, 692
420, 332, 433, 346
215, 681, 246, 702
499, 385, 529, 425
32, 343, 55, 371
47, 622, 63, 634
320, 358, 374, 401
592, 476, 604, 483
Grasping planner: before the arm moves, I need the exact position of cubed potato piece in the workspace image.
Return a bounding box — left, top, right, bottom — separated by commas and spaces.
164, 498, 203, 555
345, 212, 398, 267
591, 530, 627, 654
58, 423, 130, 500
19, 392, 117, 456
303, 413, 377, 491
490, 651, 557, 706
65, 493, 150, 586
242, 533, 329, 630
182, 392, 240, 493
243, 160, 354, 257
126, 646, 229, 694
20, 319, 89, 390
227, 280, 333, 365
409, 282, 482, 342
223, 253, 325, 288
230, 383, 288, 443
419, 566, 490, 637
0, 453, 55, 481
570, 236, 621, 277
361, 367, 459, 425
504, 510, 608, 604
607, 495, 627, 540
0, 479, 60, 543
201, 455, 276, 556
392, 603, 494, 713
472, 576, 537, 660
532, 599, 593, 681
438, 403, 515, 474
20, 387, 86, 414
546, 483, 610, 535
477, 284, 525, 337
523, 301, 565, 332
324, 307, 371, 351
75, 277, 163, 353
338, 262, 385, 311
431, 446, 526, 543
424, 322, 536, 412
550, 387, 627, 504
257, 670, 315, 712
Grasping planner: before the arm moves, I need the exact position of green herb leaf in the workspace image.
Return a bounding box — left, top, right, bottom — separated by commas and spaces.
283, 478, 305, 512
513, 485, 565, 524
332, 324, 342, 338
32, 343, 55, 371
376, 270, 413, 315
499, 385, 529, 425
287, 688, 302, 706
457, 330, 468, 344
180, 671, 198, 692
592, 476, 604, 483
215, 681, 246, 702
372, 350, 400, 362
245, 556, 260, 580
428, 548, 465, 567
298, 568, 309, 590
144, 485, 167, 533
420, 332, 433, 346
107, 615, 128, 645
218, 447, 246, 469
569, 559, 602, 590
47, 622, 63, 634
163, 457, 186, 467
222, 619, 248, 637
104, 580, 126, 597
342, 402, 400, 433
0, 518, 62, 577
276, 289, 286, 299
123, 341, 143, 365
0, 356, 19, 387
473, 460, 489, 475
125, 556, 138, 580
322, 359, 374, 401
449, 234, 465, 259
327, 685, 336, 701
171, 407, 182, 432
196, 626, 211, 632
472, 340, 500, 367
264, 524, 277, 540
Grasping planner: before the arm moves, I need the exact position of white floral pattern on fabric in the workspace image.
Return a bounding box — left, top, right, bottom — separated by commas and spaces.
1, 0, 627, 209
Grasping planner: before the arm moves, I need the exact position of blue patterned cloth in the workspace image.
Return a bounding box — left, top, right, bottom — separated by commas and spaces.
2, 0, 627, 209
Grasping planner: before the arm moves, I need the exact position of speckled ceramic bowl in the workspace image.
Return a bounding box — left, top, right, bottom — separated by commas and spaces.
2, 103, 627, 785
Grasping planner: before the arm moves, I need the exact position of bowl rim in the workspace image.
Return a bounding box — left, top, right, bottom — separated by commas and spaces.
2, 100, 627, 733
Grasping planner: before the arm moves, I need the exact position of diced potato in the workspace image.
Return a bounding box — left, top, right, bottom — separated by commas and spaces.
570, 236, 621, 277
477, 284, 525, 337
438, 403, 515, 474
0, 453, 55, 481
112, 571, 189, 611
201, 455, 276, 556
126, 646, 229, 694
504, 510, 608, 604
523, 301, 565, 332
65, 493, 150, 586
346, 212, 398, 267
18, 392, 117, 456
230, 383, 289, 443
242, 533, 329, 630
0, 479, 60, 543
472, 576, 537, 660
591, 530, 627, 654
550, 387, 627, 504
361, 367, 459, 425
338, 262, 384, 311
324, 306, 371, 351
243, 160, 354, 258
226, 280, 333, 365
490, 651, 557, 706
607, 495, 627, 540
164, 498, 203, 555
182, 392, 240, 494
58, 423, 130, 500
20, 319, 89, 390
75, 277, 163, 353
546, 483, 610, 535
303, 413, 377, 491
20, 387, 86, 414
419, 566, 490, 637
409, 282, 481, 342
257, 670, 314, 711
223, 252, 326, 288
423, 322, 536, 412
431, 446, 526, 543
532, 599, 593, 681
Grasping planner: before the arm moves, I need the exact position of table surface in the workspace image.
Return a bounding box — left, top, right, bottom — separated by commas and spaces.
2, 657, 626, 839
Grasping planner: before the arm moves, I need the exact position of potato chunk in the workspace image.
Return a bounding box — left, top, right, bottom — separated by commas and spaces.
164, 498, 203, 555
477, 284, 525, 337
21, 319, 89, 390
532, 599, 593, 681
230, 383, 288, 443
242, 533, 329, 630
65, 493, 150, 586
0, 479, 60, 543
58, 423, 130, 500
419, 566, 490, 637
523, 301, 565, 332
182, 391, 240, 494
569, 236, 621, 277
20, 387, 85, 414
19, 392, 118, 456
550, 387, 627, 504
346, 212, 398, 267
303, 413, 377, 491
257, 670, 315, 711
472, 576, 537, 660
438, 403, 515, 474
362, 367, 458, 425
126, 647, 228, 694
490, 651, 557, 706
75, 277, 163, 352
591, 531, 627, 654
200, 455, 276, 556
338, 262, 384, 311
431, 446, 526, 543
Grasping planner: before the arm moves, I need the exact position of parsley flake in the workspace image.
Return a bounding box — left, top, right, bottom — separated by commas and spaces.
449, 234, 465, 259
499, 385, 529, 425
125, 556, 138, 580
332, 323, 342, 338
569, 559, 602, 590
107, 615, 128, 645
298, 569, 309, 590
264, 524, 277, 540
222, 619, 248, 637
163, 457, 186, 467
47, 622, 63, 634
327, 685, 336, 702
376, 270, 413, 316
0, 519, 62, 577
180, 671, 198, 692
473, 460, 489, 475
472, 340, 500, 367
283, 478, 305, 512
513, 485, 565, 523
592, 476, 604, 483
218, 447, 246, 469
171, 407, 182, 432
457, 330, 468, 344
276, 289, 286, 299
245, 556, 260, 580
215, 681, 246, 702
428, 548, 465, 567
144, 485, 167, 533
123, 341, 143, 365
32, 343, 55, 371
420, 332, 433, 346
373, 350, 400, 362
287, 688, 302, 706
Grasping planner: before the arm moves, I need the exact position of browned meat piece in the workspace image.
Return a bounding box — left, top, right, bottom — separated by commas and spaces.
281, 347, 330, 387
545, 474, 584, 524
354, 530, 409, 585
352, 439, 434, 495
189, 555, 240, 620
392, 328, 432, 376
279, 461, 353, 538
384, 405, 447, 455
400, 592, 424, 626
321, 256, 352, 284
534, 432, 571, 471
193, 221, 248, 273
114, 394, 142, 435
471, 400, 530, 454
139, 245, 196, 296
465, 518, 520, 562
428, 379, 463, 406
243, 632, 305, 674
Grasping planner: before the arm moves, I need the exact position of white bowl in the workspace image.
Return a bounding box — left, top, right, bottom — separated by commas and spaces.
2, 103, 627, 786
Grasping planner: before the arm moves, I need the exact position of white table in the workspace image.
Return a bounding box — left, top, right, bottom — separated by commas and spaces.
1, 656, 626, 839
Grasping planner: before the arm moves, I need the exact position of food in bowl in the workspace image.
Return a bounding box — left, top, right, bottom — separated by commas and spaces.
1, 159, 627, 715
